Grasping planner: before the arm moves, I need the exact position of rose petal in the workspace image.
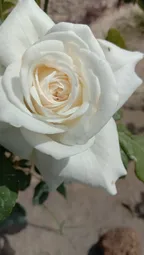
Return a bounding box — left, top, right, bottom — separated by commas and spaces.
33, 150, 67, 190
0, 0, 54, 67
20, 127, 95, 160
98, 39, 143, 71
115, 62, 143, 110
31, 118, 126, 194
48, 22, 105, 58
43, 31, 88, 52
0, 77, 66, 134
0, 65, 5, 76
59, 118, 126, 194
59, 50, 119, 145
0, 123, 32, 159
98, 40, 143, 111
2, 61, 30, 114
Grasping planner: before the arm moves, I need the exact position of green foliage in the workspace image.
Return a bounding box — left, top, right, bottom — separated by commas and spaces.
0, 0, 17, 20
0, 144, 67, 220
0, 147, 31, 192
118, 124, 144, 182
16, 171, 31, 191
118, 126, 134, 159
120, 148, 129, 168
0, 186, 17, 222
131, 136, 144, 181
106, 28, 126, 49
3, 0, 17, 4
57, 183, 67, 199
106, 27, 144, 178
0, 146, 31, 221
33, 181, 49, 205
0, 147, 18, 221
113, 109, 123, 121
0, 0, 41, 21
0, 203, 27, 234
35, 0, 41, 6
33, 181, 67, 205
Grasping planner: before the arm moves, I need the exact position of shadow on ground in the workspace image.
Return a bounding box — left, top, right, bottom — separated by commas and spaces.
135, 192, 144, 219
0, 236, 15, 255
88, 242, 104, 255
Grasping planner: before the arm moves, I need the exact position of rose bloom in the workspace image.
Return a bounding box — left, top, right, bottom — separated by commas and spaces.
0, 0, 143, 194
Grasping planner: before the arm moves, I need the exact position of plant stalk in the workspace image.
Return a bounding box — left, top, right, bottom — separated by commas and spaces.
0, 0, 3, 22
43, 0, 49, 13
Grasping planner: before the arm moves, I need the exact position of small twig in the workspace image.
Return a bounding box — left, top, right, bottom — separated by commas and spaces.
121, 202, 134, 216
30, 164, 43, 181
59, 220, 65, 235
43, 204, 60, 231
43, 0, 49, 13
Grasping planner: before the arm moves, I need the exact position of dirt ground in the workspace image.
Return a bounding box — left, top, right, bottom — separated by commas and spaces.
1, 1, 144, 255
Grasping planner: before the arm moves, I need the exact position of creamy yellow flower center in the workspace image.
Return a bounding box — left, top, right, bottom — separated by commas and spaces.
34, 65, 71, 105
24, 61, 88, 125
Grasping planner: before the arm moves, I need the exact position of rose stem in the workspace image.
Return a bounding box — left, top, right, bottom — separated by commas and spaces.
43, 0, 49, 13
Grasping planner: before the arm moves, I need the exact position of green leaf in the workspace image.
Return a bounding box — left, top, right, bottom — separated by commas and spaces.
0, 146, 31, 221
0, 146, 18, 192
132, 135, 144, 182
113, 109, 123, 121
117, 123, 132, 137
0, 186, 17, 222
118, 125, 144, 182
118, 131, 134, 159
33, 181, 49, 205
3, 0, 17, 4
35, 0, 41, 6
106, 28, 126, 49
120, 148, 129, 168
12, 203, 26, 217
0, 203, 27, 234
57, 183, 67, 199
0, 146, 31, 192
3, 2, 15, 10
0, 0, 3, 20
35, 167, 41, 175
18, 159, 30, 168
16, 171, 31, 191
2, 2, 15, 19
0, 147, 19, 221
0, 0, 17, 21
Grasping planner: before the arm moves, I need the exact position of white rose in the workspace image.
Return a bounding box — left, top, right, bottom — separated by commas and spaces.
0, 0, 143, 194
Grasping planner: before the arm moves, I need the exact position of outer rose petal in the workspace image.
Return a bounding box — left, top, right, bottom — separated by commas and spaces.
20, 128, 95, 160
0, 65, 5, 76
0, 0, 54, 67
33, 151, 68, 190
98, 39, 143, 71
114, 62, 143, 110
98, 39, 143, 110
0, 123, 32, 159
31, 118, 126, 194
